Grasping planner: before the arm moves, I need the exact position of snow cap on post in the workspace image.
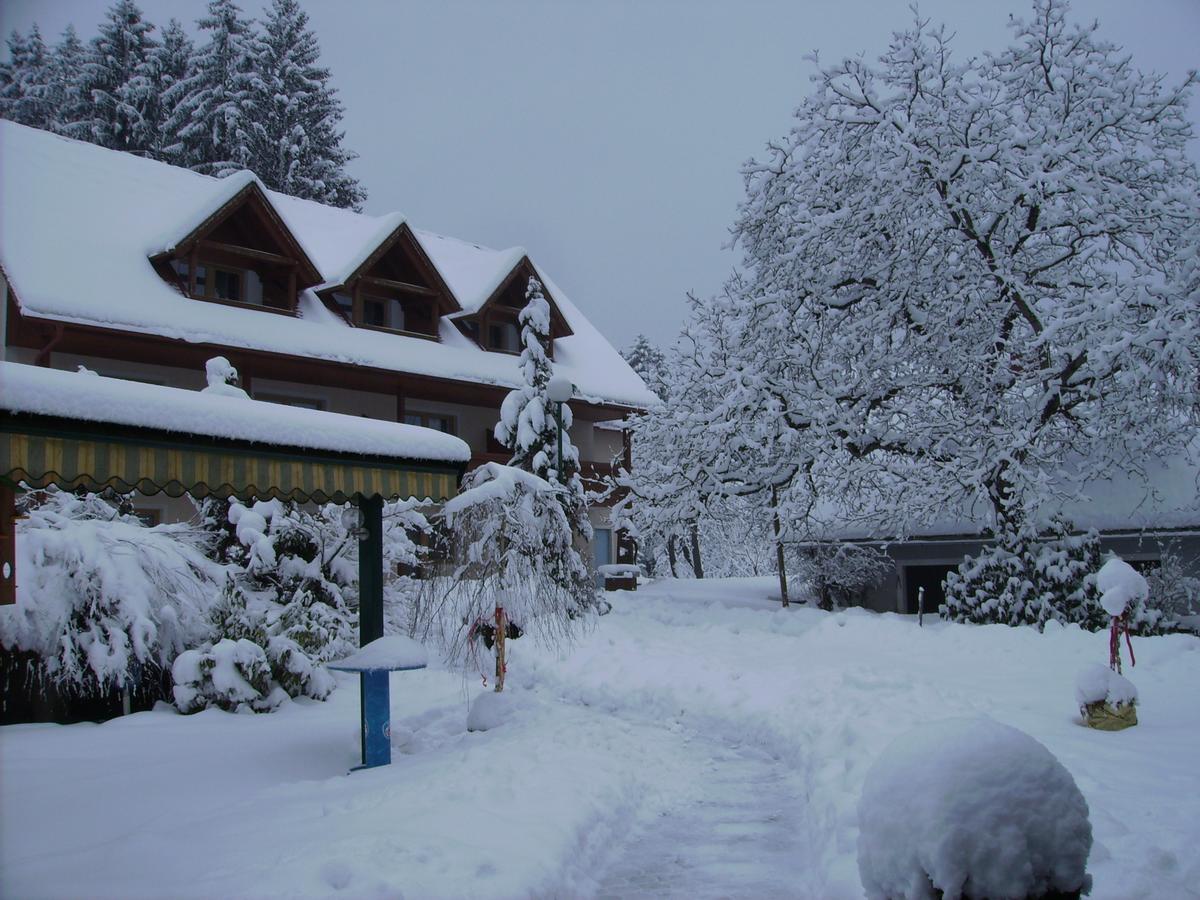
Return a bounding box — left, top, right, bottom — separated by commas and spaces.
547, 374, 573, 403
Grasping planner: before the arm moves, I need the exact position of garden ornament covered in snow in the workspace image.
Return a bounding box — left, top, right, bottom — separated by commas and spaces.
1076, 556, 1145, 731
201, 356, 249, 399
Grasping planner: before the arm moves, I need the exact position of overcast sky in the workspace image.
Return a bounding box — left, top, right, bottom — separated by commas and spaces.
3, 1, 1197, 353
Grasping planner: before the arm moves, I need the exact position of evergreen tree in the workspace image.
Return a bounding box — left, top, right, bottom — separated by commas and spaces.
163, 0, 259, 175
0, 26, 53, 128
72, 0, 159, 153
48, 26, 89, 134
494, 277, 590, 539
247, 0, 365, 209
622, 333, 668, 401
147, 19, 193, 157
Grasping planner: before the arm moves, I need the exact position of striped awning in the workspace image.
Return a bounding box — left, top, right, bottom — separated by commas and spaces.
0, 418, 460, 504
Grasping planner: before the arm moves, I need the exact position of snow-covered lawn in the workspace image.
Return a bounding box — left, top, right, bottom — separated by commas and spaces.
3, 577, 1198, 899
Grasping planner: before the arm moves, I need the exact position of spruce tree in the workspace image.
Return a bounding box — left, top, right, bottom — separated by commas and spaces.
0, 26, 53, 129
247, 0, 365, 209
72, 0, 159, 154
48, 26, 89, 135
147, 19, 193, 158
163, 0, 258, 175
494, 277, 591, 538
622, 333, 668, 401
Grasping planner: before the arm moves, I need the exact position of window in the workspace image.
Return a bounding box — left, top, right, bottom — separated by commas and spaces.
254, 392, 325, 411
403, 412, 456, 435
132, 507, 162, 527
362, 295, 406, 331
171, 259, 245, 303
487, 321, 520, 352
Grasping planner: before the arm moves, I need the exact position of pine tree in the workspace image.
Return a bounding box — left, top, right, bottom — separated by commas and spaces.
71, 1, 159, 154
0, 26, 53, 128
247, 0, 365, 209
494, 276, 590, 538
48, 26, 89, 135
163, 0, 259, 175
147, 19, 193, 158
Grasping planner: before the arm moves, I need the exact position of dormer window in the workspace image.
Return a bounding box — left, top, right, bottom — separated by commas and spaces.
319, 222, 458, 341
488, 320, 520, 353
152, 182, 322, 316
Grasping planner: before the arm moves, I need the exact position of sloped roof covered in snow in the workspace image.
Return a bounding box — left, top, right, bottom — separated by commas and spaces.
0, 362, 471, 463
0, 122, 654, 410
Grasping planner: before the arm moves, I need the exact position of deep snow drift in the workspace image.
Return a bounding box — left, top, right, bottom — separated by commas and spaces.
2, 577, 1198, 899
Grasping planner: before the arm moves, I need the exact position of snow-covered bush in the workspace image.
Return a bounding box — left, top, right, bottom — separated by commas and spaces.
857, 717, 1092, 900
172, 638, 286, 714
1145, 544, 1200, 619
174, 497, 357, 711
798, 542, 894, 610
942, 521, 1171, 634
0, 488, 221, 699
422, 463, 597, 684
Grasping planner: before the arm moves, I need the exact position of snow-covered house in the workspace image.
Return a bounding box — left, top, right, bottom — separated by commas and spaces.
831, 453, 1200, 615
0, 122, 653, 565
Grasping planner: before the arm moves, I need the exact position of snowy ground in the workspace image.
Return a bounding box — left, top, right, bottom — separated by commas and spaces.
3, 577, 1199, 899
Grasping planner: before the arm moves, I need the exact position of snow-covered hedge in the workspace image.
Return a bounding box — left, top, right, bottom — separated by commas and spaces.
942, 521, 1172, 634
857, 717, 1092, 900
0, 489, 221, 697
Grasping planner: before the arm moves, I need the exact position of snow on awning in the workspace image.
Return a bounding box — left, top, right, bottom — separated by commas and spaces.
0, 363, 467, 504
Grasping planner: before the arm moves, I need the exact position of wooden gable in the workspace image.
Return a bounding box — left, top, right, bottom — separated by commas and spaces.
456, 256, 573, 356
319, 223, 459, 340
150, 182, 321, 314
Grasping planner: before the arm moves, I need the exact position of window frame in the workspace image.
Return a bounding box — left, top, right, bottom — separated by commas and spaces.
402, 411, 458, 436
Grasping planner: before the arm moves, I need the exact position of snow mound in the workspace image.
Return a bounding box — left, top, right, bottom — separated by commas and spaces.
467, 689, 518, 732
1096, 557, 1149, 618
329, 635, 428, 671
1075, 663, 1138, 709
857, 717, 1092, 900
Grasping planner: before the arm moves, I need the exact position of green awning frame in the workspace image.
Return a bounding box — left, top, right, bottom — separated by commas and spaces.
0, 414, 462, 504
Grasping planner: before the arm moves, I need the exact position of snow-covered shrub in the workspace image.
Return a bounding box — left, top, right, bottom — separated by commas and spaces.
422, 463, 597, 676
0, 488, 221, 699
857, 717, 1092, 900
942, 521, 1171, 634
380, 498, 435, 637
177, 498, 358, 710
798, 542, 894, 610
171, 638, 285, 714
1145, 544, 1200, 619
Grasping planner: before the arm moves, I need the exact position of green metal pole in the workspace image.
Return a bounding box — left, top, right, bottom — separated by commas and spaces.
358, 492, 384, 646
556, 401, 565, 484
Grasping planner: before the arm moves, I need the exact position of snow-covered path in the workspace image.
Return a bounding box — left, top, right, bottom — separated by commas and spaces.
595, 739, 805, 899
4, 577, 1200, 899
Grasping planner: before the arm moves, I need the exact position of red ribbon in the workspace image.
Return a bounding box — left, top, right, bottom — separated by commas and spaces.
1109, 612, 1135, 673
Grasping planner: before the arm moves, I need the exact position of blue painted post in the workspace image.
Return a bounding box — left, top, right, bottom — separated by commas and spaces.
360, 670, 391, 768
357, 493, 389, 768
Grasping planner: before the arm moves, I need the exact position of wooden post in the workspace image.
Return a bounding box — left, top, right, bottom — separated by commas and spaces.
772, 485, 789, 608
918, 586, 926, 627
494, 605, 506, 693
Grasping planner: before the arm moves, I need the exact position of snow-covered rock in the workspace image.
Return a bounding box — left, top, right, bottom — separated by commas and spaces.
467, 689, 519, 732
857, 717, 1092, 900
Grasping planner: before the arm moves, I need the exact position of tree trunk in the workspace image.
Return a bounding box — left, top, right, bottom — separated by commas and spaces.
494, 605, 506, 693
689, 522, 704, 579
667, 535, 678, 577
771, 486, 789, 607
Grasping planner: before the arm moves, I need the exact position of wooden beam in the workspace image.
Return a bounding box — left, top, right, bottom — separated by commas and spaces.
197, 239, 297, 266
358, 275, 437, 296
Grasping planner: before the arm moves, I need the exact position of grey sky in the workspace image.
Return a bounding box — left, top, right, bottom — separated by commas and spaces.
3, 1, 1197, 353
